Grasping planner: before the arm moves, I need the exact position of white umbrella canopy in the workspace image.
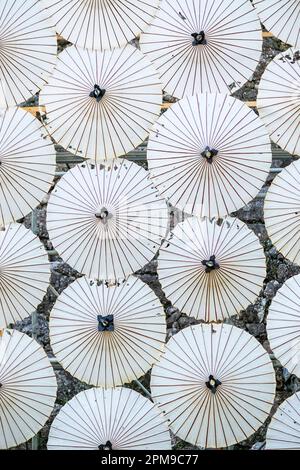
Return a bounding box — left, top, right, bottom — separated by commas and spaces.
147, 93, 272, 218
0, 107, 56, 227
0, 223, 51, 330
266, 392, 300, 449
0, 0, 57, 108
257, 48, 300, 157
140, 0, 262, 99
50, 275, 166, 388
47, 160, 169, 282
40, 44, 162, 162
151, 323, 276, 449
47, 387, 171, 450
43, 0, 160, 51
264, 159, 300, 264
254, 0, 300, 48
0, 328, 57, 449
158, 216, 266, 322
267, 274, 300, 377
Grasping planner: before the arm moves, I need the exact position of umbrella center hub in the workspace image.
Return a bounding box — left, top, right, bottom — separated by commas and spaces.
98, 440, 113, 450
202, 255, 220, 273
206, 375, 222, 394
98, 314, 114, 332
90, 84, 106, 102
191, 31, 207, 46
95, 207, 112, 224
201, 146, 218, 164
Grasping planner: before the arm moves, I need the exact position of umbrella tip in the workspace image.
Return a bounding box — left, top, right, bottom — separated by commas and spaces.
206, 375, 222, 394
191, 31, 207, 46
202, 255, 220, 273
90, 84, 106, 102
98, 314, 114, 332
201, 146, 219, 164
98, 440, 113, 450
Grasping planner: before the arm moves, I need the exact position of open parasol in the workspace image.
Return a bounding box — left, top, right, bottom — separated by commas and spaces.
0, 0, 57, 108
151, 323, 276, 448
0, 328, 57, 449
50, 275, 166, 387
158, 216, 266, 322
140, 0, 262, 98
147, 93, 272, 218
47, 387, 171, 450
257, 48, 300, 157
0, 223, 50, 329
40, 44, 162, 162
0, 107, 56, 227
264, 159, 300, 264
44, 0, 160, 51
47, 160, 169, 282
267, 274, 300, 377
254, 0, 300, 48
266, 392, 300, 449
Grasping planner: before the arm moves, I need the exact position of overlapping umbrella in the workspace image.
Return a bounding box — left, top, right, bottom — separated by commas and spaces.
47, 160, 169, 281
50, 275, 166, 387
0, 0, 57, 108
254, 0, 300, 48
151, 323, 276, 448
257, 48, 300, 157
0, 223, 50, 329
267, 274, 300, 377
266, 392, 300, 449
44, 0, 160, 51
147, 93, 272, 218
0, 328, 57, 449
40, 44, 162, 162
158, 216, 266, 322
0, 107, 56, 227
47, 387, 171, 450
140, 0, 262, 98
264, 159, 300, 264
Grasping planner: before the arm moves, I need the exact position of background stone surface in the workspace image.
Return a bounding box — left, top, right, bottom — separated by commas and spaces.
12, 34, 300, 450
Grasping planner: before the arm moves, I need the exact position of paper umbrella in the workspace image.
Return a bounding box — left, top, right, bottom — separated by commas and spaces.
47, 387, 171, 450
0, 329, 57, 449
151, 323, 276, 448
140, 0, 262, 98
147, 93, 272, 218
49, 276, 166, 387
158, 216, 266, 322
266, 392, 300, 450
0, 0, 57, 108
257, 47, 300, 157
44, 0, 160, 51
0, 107, 56, 227
254, 0, 300, 48
47, 160, 169, 282
0, 223, 50, 329
40, 44, 162, 162
267, 274, 300, 378
264, 158, 300, 265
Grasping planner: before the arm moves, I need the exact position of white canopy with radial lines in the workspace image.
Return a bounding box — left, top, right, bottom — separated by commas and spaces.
266, 392, 300, 450
254, 0, 300, 48
158, 216, 266, 322
47, 387, 171, 450
257, 47, 300, 157
40, 44, 162, 162
0, 107, 56, 227
0, 223, 51, 329
0, 0, 57, 108
151, 323, 276, 449
267, 274, 300, 377
147, 93, 272, 218
50, 276, 166, 388
44, 0, 160, 51
47, 160, 169, 282
140, 0, 262, 99
0, 329, 57, 449
264, 159, 300, 265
